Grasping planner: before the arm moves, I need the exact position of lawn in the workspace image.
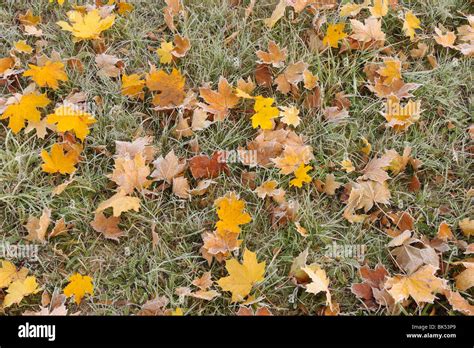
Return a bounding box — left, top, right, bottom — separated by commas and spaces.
0, 0, 472, 316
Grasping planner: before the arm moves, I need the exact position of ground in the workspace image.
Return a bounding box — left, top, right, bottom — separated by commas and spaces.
0, 0, 472, 315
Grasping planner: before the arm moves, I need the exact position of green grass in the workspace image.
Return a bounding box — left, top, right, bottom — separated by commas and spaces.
0, 0, 472, 315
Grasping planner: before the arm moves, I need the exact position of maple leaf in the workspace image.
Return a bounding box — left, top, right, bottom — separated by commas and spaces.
274, 61, 308, 94
1, 92, 50, 134
189, 152, 229, 179
3, 276, 39, 308
388, 231, 439, 275
121, 74, 145, 99
201, 230, 242, 264
341, 158, 355, 172
41, 143, 79, 175
382, 97, 421, 131
217, 248, 265, 302
115, 136, 155, 162
215, 192, 251, 234
57, 9, 115, 41
302, 265, 332, 308
344, 179, 391, 223
264, 0, 287, 28
279, 105, 301, 127
24, 117, 56, 139
151, 150, 186, 183
23, 60, 68, 90
360, 151, 397, 183
385, 265, 447, 305
377, 58, 401, 86
272, 145, 314, 175
14, 40, 33, 54
172, 176, 190, 199
63, 273, 93, 305
0, 261, 28, 288
191, 108, 211, 131
459, 218, 474, 237
47, 105, 96, 141
323, 106, 349, 123
454, 260, 474, 291
339, 0, 370, 17
350, 18, 386, 43
157, 41, 174, 64
434, 27, 457, 48
254, 180, 285, 201
171, 34, 191, 58
444, 289, 474, 316
369, 0, 389, 18
96, 190, 140, 217
95, 53, 123, 78
290, 164, 312, 188
256, 40, 287, 67
198, 77, 239, 121
25, 208, 51, 243
403, 11, 421, 40
303, 69, 318, 90
90, 212, 124, 241
19, 9, 41, 26
351, 263, 390, 309
436, 221, 454, 241
110, 153, 151, 194
322, 174, 341, 195
146, 68, 185, 108
323, 23, 347, 48
251, 96, 279, 130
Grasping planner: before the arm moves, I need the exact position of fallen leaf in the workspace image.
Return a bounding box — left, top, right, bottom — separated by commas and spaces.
63, 273, 93, 305
217, 248, 265, 302
90, 212, 124, 241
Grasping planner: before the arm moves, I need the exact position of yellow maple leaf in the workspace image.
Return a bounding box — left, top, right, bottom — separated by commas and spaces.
217, 248, 266, 302
323, 23, 347, 48
63, 273, 93, 305
386, 265, 447, 305
3, 276, 39, 308
121, 73, 145, 99
157, 41, 174, 64
57, 9, 115, 41
146, 68, 186, 107
403, 11, 421, 40
339, 0, 371, 17
24, 60, 68, 90
14, 40, 33, 54
215, 192, 251, 234
382, 97, 421, 131
251, 96, 279, 130
369, 0, 388, 18
96, 190, 141, 217
41, 143, 79, 175
1, 92, 50, 134
279, 105, 300, 127
50, 0, 66, 5
377, 58, 401, 85
341, 158, 355, 173
0, 261, 28, 289
47, 105, 96, 141
290, 164, 312, 188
